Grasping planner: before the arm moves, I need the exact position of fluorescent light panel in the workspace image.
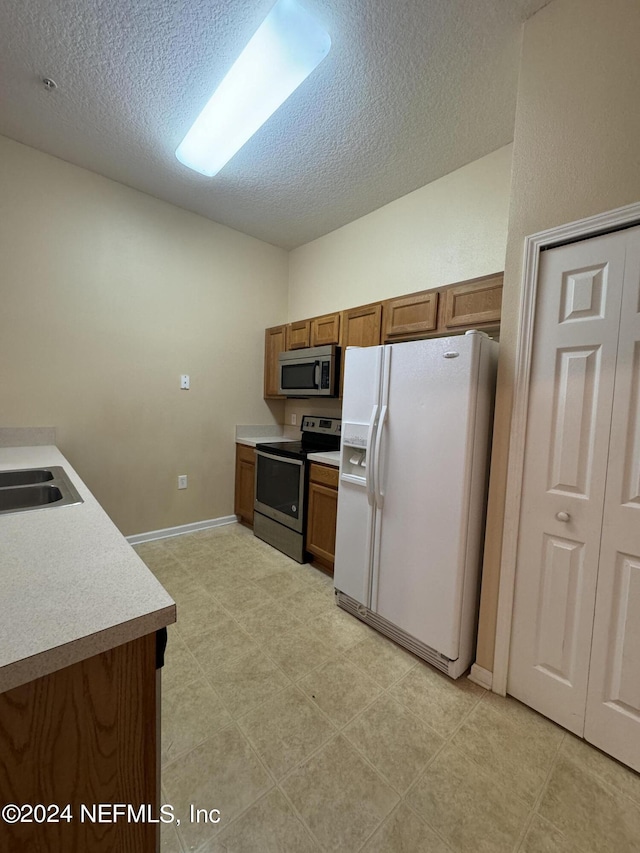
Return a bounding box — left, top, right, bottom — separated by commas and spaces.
176, 0, 331, 177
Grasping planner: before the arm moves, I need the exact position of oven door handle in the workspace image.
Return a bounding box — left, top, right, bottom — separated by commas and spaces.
255, 450, 303, 467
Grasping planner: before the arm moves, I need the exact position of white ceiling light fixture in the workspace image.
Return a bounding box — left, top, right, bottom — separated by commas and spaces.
176, 0, 331, 177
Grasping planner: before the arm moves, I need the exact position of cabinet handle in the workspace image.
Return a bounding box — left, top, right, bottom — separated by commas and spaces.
556, 511, 570, 522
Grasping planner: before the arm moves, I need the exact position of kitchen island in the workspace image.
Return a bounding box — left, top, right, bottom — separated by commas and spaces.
0, 440, 175, 852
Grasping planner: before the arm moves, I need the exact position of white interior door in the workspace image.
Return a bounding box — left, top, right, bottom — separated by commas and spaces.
508, 231, 627, 734
584, 227, 640, 769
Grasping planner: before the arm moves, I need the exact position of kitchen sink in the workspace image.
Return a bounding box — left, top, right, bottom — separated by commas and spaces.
0, 468, 54, 487
0, 466, 83, 515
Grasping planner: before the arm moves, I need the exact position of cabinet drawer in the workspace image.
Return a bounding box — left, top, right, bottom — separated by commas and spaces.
236, 444, 256, 465
309, 462, 339, 489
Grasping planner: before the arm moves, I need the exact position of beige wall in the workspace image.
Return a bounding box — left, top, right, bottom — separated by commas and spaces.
475, 0, 640, 671
0, 136, 288, 536
287, 145, 513, 321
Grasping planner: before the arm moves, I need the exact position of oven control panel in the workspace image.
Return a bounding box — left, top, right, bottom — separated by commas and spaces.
301, 415, 342, 437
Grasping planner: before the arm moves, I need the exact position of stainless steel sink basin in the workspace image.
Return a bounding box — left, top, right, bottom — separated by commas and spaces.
0, 468, 54, 487
0, 466, 83, 515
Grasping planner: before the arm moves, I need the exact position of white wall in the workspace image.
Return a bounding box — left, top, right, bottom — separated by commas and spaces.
0, 136, 288, 535
288, 145, 513, 320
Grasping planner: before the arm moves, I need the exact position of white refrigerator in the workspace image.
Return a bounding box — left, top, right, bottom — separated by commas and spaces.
334, 331, 498, 679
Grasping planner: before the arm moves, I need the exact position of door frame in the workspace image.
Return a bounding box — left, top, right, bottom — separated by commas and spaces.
492, 201, 640, 696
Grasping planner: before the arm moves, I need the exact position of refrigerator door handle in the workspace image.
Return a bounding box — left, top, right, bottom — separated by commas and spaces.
365, 404, 378, 506
374, 404, 387, 507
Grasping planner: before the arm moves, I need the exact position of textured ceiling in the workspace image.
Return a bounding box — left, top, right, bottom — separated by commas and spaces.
0, 0, 549, 249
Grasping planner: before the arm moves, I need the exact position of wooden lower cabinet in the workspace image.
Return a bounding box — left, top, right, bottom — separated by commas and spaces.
306, 463, 339, 573
0, 634, 158, 853
235, 444, 256, 526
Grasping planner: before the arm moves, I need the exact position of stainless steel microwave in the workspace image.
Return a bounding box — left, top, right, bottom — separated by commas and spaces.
278, 345, 340, 397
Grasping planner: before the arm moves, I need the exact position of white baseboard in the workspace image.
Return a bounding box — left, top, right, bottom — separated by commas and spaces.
468, 663, 493, 691
127, 515, 239, 545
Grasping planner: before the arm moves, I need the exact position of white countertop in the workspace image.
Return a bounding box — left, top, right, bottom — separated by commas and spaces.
0, 446, 175, 693
236, 436, 297, 448
307, 450, 340, 468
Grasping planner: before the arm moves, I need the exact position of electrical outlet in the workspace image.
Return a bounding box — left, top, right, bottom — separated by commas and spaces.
291, 414, 297, 426
178, 475, 188, 489
180, 374, 190, 390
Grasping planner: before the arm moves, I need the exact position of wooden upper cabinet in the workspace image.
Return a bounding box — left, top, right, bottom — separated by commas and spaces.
383, 291, 439, 342
311, 313, 341, 346
440, 273, 503, 331
288, 320, 311, 350
341, 303, 383, 349
264, 325, 287, 398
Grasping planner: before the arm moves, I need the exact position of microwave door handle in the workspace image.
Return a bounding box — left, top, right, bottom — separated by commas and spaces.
314, 361, 321, 388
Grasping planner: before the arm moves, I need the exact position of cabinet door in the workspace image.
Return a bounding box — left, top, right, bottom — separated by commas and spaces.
234, 444, 256, 525
383, 291, 438, 342
584, 226, 640, 771
306, 464, 338, 571
441, 274, 502, 331
341, 304, 382, 349
264, 325, 287, 398
288, 320, 311, 350
311, 313, 341, 346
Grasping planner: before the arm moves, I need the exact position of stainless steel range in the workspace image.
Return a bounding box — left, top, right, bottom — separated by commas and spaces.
254, 415, 341, 562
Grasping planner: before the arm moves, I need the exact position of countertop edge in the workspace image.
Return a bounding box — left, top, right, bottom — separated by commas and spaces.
0, 604, 176, 694
307, 451, 340, 468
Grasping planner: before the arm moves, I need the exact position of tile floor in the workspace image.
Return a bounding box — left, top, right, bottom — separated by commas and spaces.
134, 523, 640, 853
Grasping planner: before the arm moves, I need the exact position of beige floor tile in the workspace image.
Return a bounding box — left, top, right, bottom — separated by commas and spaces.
186, 615, 260, 670
253, 569, 312, 599
362, 802, 452, 853
281, 736, 399, 852
163, 536, 213, 559
406, 744, 530, 853
520, 815, 584, 853
344, 694, 444, 793
162, 629, 204, 692
172, 587, 229, 640
262, 625, 333, 680
346, 630, 418, 688
451, 692, 564, 804
198, 789, 319, 852
538, 753, 640, 853
389, 663, 484, 737
166, 571, 211, 599
234, 600, 304, 645
163, 724, 273, 851
204, 650, 291, 718
161, 676, 232, 766
212, 581, 272, 616
160, 822, 184, 853
560, 733, 640, 806
238, 686, 335, 780
298, 658, 382, 727
285, 585, 336, 620
140, 548, 188, 574
311, 606, 374, 651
